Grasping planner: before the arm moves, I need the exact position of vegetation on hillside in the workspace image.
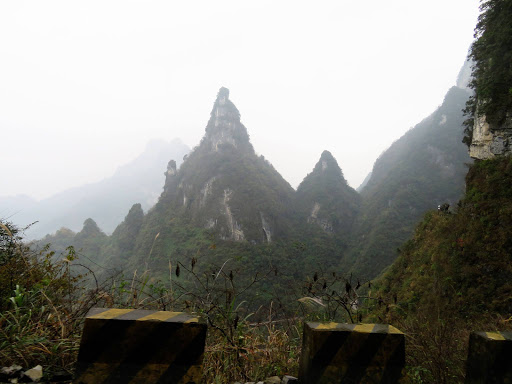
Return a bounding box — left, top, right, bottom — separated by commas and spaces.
40, 76, 475, 304
0, 221, 90, 379
362, 3, 512, 381
295, 150, 360, 239
464, 0, 512, 144
347, 86, 472, 279
367, 157, 512, 383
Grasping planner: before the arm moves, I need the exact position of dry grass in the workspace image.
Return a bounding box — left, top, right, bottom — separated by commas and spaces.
203, 317, 301, 383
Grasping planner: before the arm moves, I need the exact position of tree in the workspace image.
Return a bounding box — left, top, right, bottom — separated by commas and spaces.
463, 0, 512, 146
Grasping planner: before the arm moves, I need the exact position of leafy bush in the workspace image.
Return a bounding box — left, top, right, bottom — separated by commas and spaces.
0, 221, 90, 377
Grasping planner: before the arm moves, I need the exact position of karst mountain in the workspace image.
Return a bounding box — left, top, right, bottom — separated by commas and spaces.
41, 72, 473, 288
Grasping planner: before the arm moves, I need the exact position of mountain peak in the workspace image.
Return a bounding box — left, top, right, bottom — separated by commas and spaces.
216, 86, 230, 102
313, 150, 346, 182
202, 88, 252, 153
296, 151, 360, 235
320, 150, 335, 162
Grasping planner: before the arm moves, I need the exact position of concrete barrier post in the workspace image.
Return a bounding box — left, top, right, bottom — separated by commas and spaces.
299, 322, 405, 384
465, 331, 512, 383
74, 308, 206, 384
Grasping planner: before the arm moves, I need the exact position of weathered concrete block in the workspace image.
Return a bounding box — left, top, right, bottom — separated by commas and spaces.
299, 322, 405, 384
74, 308, 206, 384
465, 331, 512, 384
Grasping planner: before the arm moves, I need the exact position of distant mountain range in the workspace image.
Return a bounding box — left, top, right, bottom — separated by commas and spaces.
0, 138, 189, 239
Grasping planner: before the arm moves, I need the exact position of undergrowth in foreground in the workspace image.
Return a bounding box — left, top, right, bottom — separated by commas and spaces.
0, 220, 305, 382
1, 219, 371, 382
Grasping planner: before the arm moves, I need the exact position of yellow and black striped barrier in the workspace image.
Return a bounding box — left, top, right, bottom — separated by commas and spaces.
465, 331, 512, 383
74, 308, 206, 384
299, 322, 405, 384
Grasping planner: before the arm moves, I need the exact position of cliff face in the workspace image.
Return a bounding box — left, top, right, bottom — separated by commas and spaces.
469, 113, 512, 159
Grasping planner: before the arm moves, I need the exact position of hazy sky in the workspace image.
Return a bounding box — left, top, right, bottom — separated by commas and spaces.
1, 1, 479, 200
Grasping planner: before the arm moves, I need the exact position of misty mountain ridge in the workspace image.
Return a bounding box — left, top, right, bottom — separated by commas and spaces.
0, 138, 189, 239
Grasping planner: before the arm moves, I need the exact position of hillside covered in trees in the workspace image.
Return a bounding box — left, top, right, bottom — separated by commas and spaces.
366, 1, 512, 381
346, 82, 472, 279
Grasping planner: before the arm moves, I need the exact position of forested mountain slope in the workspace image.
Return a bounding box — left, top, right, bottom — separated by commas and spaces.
295, 150, 360, 240
366, 3, 512, 381
346, 84, 472, 279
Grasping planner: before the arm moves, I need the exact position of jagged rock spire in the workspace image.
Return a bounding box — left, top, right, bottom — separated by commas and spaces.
216, 87, 230, 103
202, 87, 253, 153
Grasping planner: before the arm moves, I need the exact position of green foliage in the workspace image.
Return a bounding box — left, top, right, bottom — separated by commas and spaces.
0, 221, 90, 378
169, 257, 301, 382
367, 157, 512, 383
3, 219, 302, 382
464, 0, 512, 144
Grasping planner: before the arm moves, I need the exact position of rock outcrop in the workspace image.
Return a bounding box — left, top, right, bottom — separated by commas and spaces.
203, 87, 253, 153
469, 113, 512, 159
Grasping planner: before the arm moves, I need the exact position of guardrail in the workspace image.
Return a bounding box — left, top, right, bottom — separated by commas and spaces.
73, 311, 511, 383
74, 308, 206, 384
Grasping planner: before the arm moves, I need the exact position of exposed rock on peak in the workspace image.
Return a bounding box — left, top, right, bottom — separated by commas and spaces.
166, 159, 177, 176
320, 150, 334, 160
164, 159, 177, 192
202, 87, 253, 153
216, 86, 230, 102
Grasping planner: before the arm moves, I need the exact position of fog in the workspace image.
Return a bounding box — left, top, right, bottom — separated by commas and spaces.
1, 1, 479, 200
